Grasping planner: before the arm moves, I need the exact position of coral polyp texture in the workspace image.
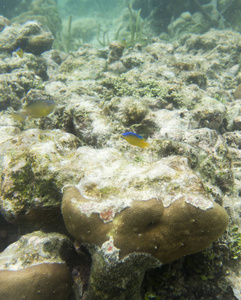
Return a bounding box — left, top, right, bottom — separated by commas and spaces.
62, 153, 228, 264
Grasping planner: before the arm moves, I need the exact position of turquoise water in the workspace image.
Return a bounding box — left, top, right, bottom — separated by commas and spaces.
1, 0, 240, 50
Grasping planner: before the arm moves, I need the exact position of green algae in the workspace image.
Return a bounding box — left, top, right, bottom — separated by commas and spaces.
142, 237, 230, 299
100, 76, 169, 100
0, 149, 63, 224
228, 225, 241, 260
84, 183, 119, 199
99, 186, 119, 198
155, 138, 234, 194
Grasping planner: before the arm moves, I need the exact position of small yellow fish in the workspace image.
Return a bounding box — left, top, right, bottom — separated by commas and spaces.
19, 99, 55, 118
15, 47, 24, 58
10, 111, 26, 122
122, 132, 149, 148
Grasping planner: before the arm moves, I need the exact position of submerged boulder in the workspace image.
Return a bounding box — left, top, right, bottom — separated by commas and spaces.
62, 152, 228, 264
0, 231, 73, 300
61, 148, 228, 298
0, 128, 81, 229
0, 21, 53, 55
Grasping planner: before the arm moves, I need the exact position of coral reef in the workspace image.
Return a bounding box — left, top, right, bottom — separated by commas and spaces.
0, 21, 241, 298
0, 21, 54, 55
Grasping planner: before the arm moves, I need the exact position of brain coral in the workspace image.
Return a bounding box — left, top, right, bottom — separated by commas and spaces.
61, 150, 229, 264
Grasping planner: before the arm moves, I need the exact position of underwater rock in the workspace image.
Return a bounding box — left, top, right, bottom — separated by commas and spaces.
107, 96, 149, 126
86, 250, 160, 299
233, 116, 241, 130
178, 29, 241, 65
0, 53, 48, 89
61, 150, 228, 297
153, 128, 234, 195
59, 45, 107, 80
62, 152, 228, 262
224, 100, 241, 131
11, 0, 62, 39
41, 50, 67, 78
168, 11, 208, 39
0, 21, 53, 55
0, 231, 73, 300
185, 71, 207, 89
0, 129, 81, 228
192, 96, 226, 130
121, 51, 144, 69
107, 41, 125, 63
223, 131, 241, 210
0, 66, 46, 112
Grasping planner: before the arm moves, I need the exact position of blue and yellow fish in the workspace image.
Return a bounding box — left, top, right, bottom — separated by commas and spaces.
122, 132, 149, 148
15, 47, 24, 58
11, 99, 55, 121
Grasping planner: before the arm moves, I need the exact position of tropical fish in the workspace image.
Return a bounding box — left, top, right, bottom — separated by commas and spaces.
19, 99, 55, 118
122, 38, 127, 47
122, 132, 149, 148
15, 47, 24, 58
10, 111, 26, 122
11, 99, 55, 121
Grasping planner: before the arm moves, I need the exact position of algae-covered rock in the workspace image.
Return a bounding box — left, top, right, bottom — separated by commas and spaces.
62, 151, 228, 264
192, 96, 226, 130
168, 11, 208, 39
107, 41, 125, 63
59, 46, 107, 80
225, 100, 241, 131
11, 0, 62, 39
107, 96, 149, 126
0, 231, 73, 300
0, 69, 43, 111
61, 149, 228, 298
0, 21, 53, 55
0, 129, 81, 228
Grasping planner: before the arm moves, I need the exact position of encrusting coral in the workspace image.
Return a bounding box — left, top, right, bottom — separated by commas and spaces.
61, 153, 228, 264
61, 152, 229, 298
62, 186, 228, 264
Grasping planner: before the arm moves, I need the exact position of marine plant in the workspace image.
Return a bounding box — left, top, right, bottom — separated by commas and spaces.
100, 76, 169, 100
97, 24, 110, 47
123, 3, 148, 47
95, 2, 148, 47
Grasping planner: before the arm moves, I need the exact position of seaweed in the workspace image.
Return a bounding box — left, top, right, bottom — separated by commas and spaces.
66, 15, 73, 52
97, 24, 110, 47
125, 3, 148, 47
